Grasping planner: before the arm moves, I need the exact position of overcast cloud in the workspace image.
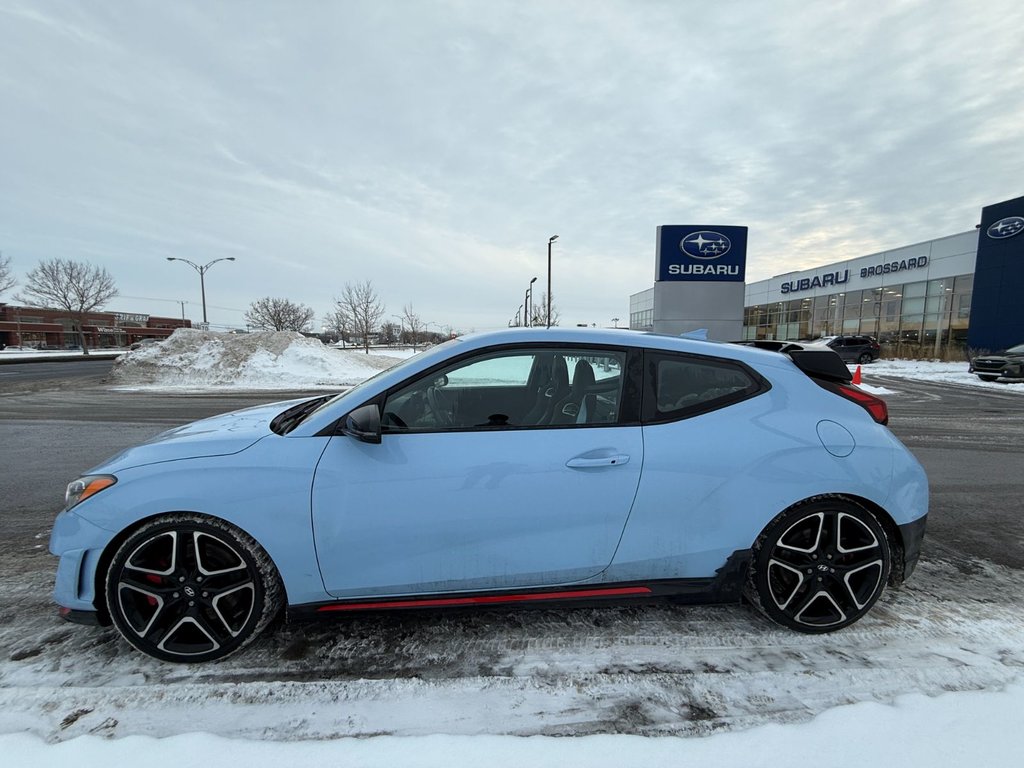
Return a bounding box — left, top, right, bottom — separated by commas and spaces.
1, 0, 1022, 331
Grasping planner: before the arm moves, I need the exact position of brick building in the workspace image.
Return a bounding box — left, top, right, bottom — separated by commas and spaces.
0, 303, 191, 349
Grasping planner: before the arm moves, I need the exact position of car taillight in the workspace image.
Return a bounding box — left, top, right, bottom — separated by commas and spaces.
818, 381, 889, 425
837, 383, 889, 424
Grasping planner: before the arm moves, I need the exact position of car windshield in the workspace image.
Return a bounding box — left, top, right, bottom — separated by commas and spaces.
285, 338, 464, 429
1006, 344, 1024, 355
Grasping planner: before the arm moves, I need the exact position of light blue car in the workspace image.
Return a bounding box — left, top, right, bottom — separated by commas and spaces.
50, 328, 928, 662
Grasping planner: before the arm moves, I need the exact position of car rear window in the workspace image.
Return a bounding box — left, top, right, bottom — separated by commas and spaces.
645, 352, 766, 423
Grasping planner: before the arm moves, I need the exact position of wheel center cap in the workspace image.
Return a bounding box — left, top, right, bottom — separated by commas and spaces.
184, 585, 196, 598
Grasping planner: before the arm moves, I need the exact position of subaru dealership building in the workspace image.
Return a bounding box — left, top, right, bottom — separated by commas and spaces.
630, 195, 1024, 354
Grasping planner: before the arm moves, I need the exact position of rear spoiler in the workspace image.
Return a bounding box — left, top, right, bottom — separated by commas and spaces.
732, 341, 852, 384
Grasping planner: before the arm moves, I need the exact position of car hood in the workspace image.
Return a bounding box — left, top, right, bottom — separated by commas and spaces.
975, 352, 1024, 361
87, 399, 304, 474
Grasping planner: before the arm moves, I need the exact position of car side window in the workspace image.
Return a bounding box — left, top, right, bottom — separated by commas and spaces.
382, 347, 627, 432
646, 352, 765, 423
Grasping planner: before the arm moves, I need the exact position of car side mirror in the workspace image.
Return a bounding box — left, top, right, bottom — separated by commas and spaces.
342, 403, 382, 444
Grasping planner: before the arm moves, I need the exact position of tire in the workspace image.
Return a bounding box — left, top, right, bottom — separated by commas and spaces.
977, 375, 998, 382
105, 513, 283, 662
857, 353, 872, 365
745, 498, 891, 633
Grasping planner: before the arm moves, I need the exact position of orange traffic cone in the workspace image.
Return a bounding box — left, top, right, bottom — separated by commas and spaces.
852, 365, 862, 385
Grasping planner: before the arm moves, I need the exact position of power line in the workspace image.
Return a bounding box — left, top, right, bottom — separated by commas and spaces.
116, 295, 246, 313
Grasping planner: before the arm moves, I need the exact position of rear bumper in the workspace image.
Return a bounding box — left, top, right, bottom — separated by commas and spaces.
898, 515, 928, 580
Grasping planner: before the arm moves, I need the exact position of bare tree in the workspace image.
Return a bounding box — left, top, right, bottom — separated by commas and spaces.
0, 251, 15, 296
333, 280, 385, 353
245, 296, 316, 332
529, 292, 560, 327
323, 307, 349, 347
401, 303, 423, 350
16, 258, 117, 355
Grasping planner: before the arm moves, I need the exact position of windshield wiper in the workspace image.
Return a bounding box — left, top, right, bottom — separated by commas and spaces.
270, 396, 332, 435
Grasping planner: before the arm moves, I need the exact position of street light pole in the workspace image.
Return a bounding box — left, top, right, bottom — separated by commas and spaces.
528, 276, 537, 328
547, 235, 558, 328
165, 257, 236, 327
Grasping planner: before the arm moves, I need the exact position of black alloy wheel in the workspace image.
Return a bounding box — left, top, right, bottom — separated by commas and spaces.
747, 499, 891, 633
106, 514, 282, 662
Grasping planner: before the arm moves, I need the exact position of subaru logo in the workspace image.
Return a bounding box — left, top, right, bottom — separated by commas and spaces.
680, 231, 732, 260
987, 216, 1024, 239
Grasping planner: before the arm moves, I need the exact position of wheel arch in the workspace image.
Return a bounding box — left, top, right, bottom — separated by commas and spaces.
92, 509, 287, 624
752, 493, 906, 586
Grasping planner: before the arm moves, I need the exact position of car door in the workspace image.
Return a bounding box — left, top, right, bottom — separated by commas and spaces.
310, 345, 644, 598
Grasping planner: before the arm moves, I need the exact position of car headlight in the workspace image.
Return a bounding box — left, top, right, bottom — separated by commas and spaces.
64, 475, 117, 511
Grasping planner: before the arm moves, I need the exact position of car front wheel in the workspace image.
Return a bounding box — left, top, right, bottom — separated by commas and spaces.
105, 513, 283, 662
746, 499, 891, 633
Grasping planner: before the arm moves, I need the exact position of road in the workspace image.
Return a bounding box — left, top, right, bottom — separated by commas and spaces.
0, 373, 1022, 740
0, 358, 117, 391
871, 375, 1024, 569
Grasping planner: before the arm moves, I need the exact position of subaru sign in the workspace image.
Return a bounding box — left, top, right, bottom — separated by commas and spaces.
987, 216, 1024, 239
657, 225, 748, 282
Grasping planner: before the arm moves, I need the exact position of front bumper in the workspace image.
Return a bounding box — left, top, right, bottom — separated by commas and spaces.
58, 606, 105, 626
49, 509, 116, 616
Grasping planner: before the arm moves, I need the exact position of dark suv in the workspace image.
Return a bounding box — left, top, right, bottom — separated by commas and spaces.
969, 343, 1024, 382
810, 335, 881, 364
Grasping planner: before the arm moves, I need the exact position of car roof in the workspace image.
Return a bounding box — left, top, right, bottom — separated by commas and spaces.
453, 327, 792, 368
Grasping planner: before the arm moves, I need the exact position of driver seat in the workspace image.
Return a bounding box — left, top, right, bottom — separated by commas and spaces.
523, 355, 569, 425
550, 359, 595, 424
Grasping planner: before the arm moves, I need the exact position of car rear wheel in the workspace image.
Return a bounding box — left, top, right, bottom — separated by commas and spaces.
105, 514, 283, 662
746, 498, 891, 633
857, 352, 873, 365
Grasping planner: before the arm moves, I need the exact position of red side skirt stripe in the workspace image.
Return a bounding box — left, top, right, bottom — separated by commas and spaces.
316, 586, 652, 612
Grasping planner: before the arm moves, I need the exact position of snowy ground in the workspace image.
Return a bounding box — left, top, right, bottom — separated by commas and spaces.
2, 544, 1022, 763
860, 357, 1024, 392
2, 332, 1022, 764
4, 682, 1022, 767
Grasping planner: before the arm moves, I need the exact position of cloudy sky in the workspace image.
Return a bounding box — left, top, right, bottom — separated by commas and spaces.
1, 0, 1022, 332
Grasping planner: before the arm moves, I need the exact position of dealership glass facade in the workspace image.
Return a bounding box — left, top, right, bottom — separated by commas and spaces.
742, 273, 973, 348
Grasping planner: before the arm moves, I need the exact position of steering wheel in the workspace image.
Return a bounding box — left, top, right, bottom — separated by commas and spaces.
425, 385, 452, 426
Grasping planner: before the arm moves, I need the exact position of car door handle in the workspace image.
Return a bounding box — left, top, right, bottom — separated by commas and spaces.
566, 454, 630, 468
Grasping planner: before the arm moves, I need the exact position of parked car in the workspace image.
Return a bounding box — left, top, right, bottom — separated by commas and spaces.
805, 335, 881, 364
50, 328, 928, 662
969, 343, 1024, 382
130, 338, 161, 351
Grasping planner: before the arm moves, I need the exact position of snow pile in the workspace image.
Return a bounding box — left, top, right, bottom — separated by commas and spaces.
3, 682, 1022, 766
855, 358, 1024, 392
109, 329, 400, 390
